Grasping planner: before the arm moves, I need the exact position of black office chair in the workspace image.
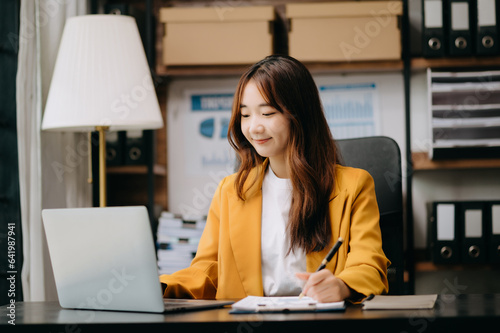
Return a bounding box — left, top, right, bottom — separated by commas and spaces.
337, 136, 405, 295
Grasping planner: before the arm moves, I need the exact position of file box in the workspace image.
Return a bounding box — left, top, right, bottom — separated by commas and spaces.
286, 1, 403, 62
160, 6, 275, 65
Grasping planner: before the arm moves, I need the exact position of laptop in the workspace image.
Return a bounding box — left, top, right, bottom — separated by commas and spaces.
42, 206, 233, 313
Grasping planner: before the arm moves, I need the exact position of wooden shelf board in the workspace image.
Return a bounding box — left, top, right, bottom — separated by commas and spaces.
157, 57, 500, 76
412, 152, 500, 170
304, 60, 404, 73
415, 261, 499, 272
107, 164, 166, 176
412, 56, 500, 70
155, 60, 404, 77
156, 64, 250, 77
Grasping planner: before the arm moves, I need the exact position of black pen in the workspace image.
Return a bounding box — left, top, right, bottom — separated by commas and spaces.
298, 237, 344, 299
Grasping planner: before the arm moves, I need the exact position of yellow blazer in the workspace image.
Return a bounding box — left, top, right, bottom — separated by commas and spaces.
160, 161, 390, 300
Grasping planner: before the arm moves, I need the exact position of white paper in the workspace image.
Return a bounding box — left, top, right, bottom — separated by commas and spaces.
431, 81, 500, 92
432, 103, 500, 111
431, 70, 500, 79
432, 117, 500, 128
433, 138, 500, 148
231, 296, 345, 313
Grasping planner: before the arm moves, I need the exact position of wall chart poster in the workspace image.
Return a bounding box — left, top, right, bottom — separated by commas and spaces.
318, 82, 380, 139
184, 91, 235, 176
167, 80, 239, 217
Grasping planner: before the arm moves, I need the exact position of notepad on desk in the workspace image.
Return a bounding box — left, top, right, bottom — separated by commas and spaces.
230, 296, 345, 313
362, 294, 438, 310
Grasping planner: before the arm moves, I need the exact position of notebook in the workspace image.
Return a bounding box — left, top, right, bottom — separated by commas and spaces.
362, 294, 438, 310
42, 206, 233, 313
230, 296, 345, 313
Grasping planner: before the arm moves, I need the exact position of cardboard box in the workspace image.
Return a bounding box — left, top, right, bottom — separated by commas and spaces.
160, 6, 275, 66
287, 1, 403, 62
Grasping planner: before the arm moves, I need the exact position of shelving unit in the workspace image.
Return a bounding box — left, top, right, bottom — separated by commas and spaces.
153, 0, 416, 293
412, 152, 500, 170
411, 51, 500, 295
412, 56, 500, 70
415, 261, 500, 272
107, 164, 167, 175
155, 60, 405, 77
100, 0, 500, 294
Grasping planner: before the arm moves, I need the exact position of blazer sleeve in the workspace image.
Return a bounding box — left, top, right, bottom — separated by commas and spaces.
336, 169, 390, 298
159, 178, 225, 299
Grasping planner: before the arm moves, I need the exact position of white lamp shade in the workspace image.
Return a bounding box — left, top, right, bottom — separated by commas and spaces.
42, 15, 163, 132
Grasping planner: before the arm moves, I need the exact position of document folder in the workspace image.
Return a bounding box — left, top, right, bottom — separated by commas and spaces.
106, 131, 126, 166
125, 129, 146, 165
488, 202, 500, 263
460, 202, 486, 263
475, 0, 499, 55
422, 0, 445, 57
431, 202, 460, 264
446, 0, 473, 56
230, 296, 345, 313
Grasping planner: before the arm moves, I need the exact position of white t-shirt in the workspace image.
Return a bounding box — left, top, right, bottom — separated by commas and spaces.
261, 167, 306, 296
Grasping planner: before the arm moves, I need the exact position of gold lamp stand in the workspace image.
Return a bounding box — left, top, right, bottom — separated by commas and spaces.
96, 126, 109, 207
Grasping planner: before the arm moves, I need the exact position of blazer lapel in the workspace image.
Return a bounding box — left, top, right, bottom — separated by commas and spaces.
228, 161, 346, 293
228, 164, 266, 296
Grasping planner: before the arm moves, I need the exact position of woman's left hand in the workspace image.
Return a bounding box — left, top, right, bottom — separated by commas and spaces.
296, 270, 351, 303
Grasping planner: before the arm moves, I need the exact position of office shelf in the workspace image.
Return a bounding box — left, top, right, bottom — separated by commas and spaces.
155, 64, 250, 77
304, 60, 404, 73
151, 0, 500, 294
415, 261, 499, 272
411, 56, 500, 70
412, 152, 500, 170
107, 164, 166, 176
155, 60, 405, 77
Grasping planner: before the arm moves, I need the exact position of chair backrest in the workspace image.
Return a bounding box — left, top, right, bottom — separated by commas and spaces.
336, 136, 405, 295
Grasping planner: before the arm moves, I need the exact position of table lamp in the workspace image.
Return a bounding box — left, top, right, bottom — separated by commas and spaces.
42, 15, 163, 207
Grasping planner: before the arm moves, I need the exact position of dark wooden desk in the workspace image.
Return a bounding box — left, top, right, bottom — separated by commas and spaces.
1, 294, 500, 332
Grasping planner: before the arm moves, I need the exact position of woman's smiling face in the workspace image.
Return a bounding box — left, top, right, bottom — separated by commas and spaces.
240, 80, 290, 173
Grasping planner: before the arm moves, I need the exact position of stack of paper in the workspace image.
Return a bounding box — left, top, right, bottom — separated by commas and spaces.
427, 69, 500, 159
156, 212, 206, 274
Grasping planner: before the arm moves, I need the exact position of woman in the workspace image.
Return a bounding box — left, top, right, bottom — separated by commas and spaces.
160, 55, 389, 303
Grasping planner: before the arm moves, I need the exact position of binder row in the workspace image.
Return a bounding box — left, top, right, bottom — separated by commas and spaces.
106, 130, 147, 166
430, 201, 500, 264
422, 0, 500, 57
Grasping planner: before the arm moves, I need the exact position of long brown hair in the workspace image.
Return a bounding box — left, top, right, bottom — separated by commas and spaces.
228, 55, 341, 254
